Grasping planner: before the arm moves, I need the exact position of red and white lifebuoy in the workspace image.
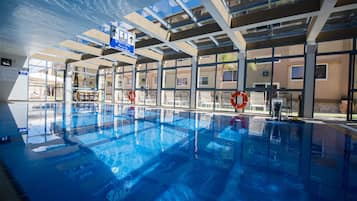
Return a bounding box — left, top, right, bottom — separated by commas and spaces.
127, 91, 136, 103
230, 91, 248, 110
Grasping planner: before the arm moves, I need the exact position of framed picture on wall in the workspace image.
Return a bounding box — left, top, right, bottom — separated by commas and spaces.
177, 78, 188, 86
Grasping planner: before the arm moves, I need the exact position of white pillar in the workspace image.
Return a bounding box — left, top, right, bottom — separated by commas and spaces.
64, 64, 72, 132
112, 67, 115, 104
64, 64, 72, 104
303, 44, 317, 118
238, 52, 246, 91
190, 56, 198, 109
157, 61, 162, 106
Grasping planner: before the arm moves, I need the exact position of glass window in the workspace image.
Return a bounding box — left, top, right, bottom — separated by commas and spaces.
163, 69, 176, 88
135, 90, 145, 105
123, 90, 132, 104
124, 65, 133, 72
116, 66, 123, 73
246, 62, 272, 88
197, 91, 215, 110
146, 90, 157, 106
176, 68, 191, 89
56, 71, 64, 87
136, 72, 146, 89
123, 72, 133, 89
247, 48, 272, 59
116, 74, 124, 89
315, 64, 327, 80
216, 63, 238, 89
29, 86, 47, 100
175, 91, 190, 108
163, 60, 176, 68
223, 71, 237, 81
147, 70, 158, 89
177, 58, 192, 66
276, 91, 302, 117
29, 67, 47, 85
55, 88, 64, 101
162, 90, 174, 107
98, 75, 105, 90
115, 90, 123, 103
136, 63, 146, 71
198, 55, 216, 64
217, 52, 238, 63
314, 54, 349, 120
29, 58, 46, 67
291, 66, 304, 80
274, 44, 304, 56
245, 91, 270, 114
200, 77, 208, 86
215, 91, 235, 112
198, 66, 216, 88
147, 62, 158, 70
273, 57, 305, 90
318, 39, 352, 53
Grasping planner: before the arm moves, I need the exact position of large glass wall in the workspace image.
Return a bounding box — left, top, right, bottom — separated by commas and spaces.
246, 45, 305, 116
73, 66, 99, 102
28, 59, 65, 101
162, 58, 192, 108
314, 39, 352, 120
135, 62, 158, 106
98, 68, 113, 102
113, 65, 133, 104
197, 52, 238, 112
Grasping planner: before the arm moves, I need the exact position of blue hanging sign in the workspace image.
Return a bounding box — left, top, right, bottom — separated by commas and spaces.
109, 25, 135, 56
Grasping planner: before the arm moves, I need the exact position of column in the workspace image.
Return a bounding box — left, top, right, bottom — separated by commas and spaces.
238, 52, 246, 91
112, 67, 115, 104
156, 61, 162, 106
132, 64, 136, 92
64, 64, 72, 132
64, 64, 72, 104
303, 44, 317, 118
190, 56, 198, 109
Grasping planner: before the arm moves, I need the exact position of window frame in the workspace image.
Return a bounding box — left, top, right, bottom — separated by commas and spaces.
290, 65, 304, 81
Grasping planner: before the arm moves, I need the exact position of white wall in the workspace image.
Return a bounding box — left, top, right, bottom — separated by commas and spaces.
0, 52, 28, 102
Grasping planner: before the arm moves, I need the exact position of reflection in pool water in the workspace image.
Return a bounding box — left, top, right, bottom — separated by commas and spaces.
0, 102, 356, 201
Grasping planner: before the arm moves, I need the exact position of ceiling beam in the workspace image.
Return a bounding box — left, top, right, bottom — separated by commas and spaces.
307, 0, 337, 44
202, 0, 246, 50
83, 58, 113, 67
231, 0, 320, 31
83, 29, 110, 44
104, 53, 137, 65
31, 53, 66, 63
40, 48, 81, 60
143, 7, 172, 31
135, 48, 163, 61
59, 40, 102, 56
124, 11, 197, 56
124, 12, 170, 41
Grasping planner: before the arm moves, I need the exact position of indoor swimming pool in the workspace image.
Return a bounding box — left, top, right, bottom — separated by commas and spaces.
0, 103, 357, 201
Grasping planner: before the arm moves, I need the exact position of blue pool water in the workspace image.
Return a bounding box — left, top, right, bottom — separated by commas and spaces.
0, 103, 357, 201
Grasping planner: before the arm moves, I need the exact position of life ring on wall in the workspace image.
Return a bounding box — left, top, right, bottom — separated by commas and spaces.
127, 91, 136, 103
230, 91, 248, 110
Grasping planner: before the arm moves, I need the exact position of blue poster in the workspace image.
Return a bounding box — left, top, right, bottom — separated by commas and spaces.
109, 25, 135, 55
